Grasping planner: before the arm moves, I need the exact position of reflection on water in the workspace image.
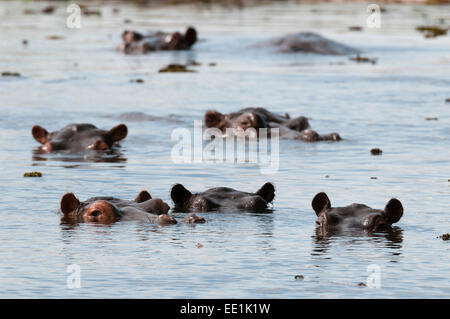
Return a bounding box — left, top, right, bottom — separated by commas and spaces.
32, 148, 127, 167
312, 227, 403, 258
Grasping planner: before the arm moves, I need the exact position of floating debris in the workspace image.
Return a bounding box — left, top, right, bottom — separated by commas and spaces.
439, 233, 450, 241
123, 19, 132, 24
42, 6, 56, 14
187, 61, 201, 66
22, 39, 28, 45
24, 6, 55, 15
24, 172, 42, 178
294, 275, 304, 280
325, 175, 330, 178
158, 64, 195, 73
209, 62, 217, 66
370, 148, 383, 155
82, 8, 101, 16
425, 117, 438, 121
2, 72, 21, 77
416, 26, 448, 38
196, 243, 203, 248
350, 54, 377, 65
130, 79, 144, 83
370, 177, 378, 179
46, 35, 64, 40
348, 26, 363, 31
358, 282, 367, 287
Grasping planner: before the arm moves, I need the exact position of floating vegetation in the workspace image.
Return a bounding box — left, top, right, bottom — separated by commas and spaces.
158, 64, 196, 73
416, 26, 448, 38
24, 172, 42, 178
42, 6, 56, 14
187, 61, 201, 66
79, 5, 102, 16
439, 233, 450, 241
425, 117, 438, 121
46, 35, 64, 40
348, 26, 362, 31
370, 148, 383, 155
350, 54, 377, 65
2, 72, 21, 77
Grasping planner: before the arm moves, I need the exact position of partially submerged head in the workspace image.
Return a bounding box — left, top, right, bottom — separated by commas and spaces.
32, 123, 128, 153
311, 192, 403, 232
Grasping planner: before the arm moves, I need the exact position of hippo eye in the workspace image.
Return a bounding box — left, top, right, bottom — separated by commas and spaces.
90, 210, 101, 217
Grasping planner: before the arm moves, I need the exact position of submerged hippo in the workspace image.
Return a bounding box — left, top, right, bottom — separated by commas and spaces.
204, 107, 341, 142
311, 192, 404, 232
254, 32, 359, 55
32, 123, 128, 153
119, 27, 197, 54
60, 190, 178, 225
171, 182, 275, 212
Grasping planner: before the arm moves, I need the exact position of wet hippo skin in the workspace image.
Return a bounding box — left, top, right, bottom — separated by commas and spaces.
254, 32, 359, 55
312, 192, 404, 232
204, 107, 341, 142
60, 190, 176, 225
32, 123, 128, 153
171, 182, 275, 212
119, 27, 197, 54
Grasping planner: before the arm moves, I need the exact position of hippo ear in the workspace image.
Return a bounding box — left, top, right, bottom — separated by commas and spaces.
107, 124, 128, 142
60, 193, 80, 215
170, 184, 192, 205
384, 198, 403, 224
312, 192, 331, 216
32, 125, 49, 144
204, 110, 224, 128
184, 27, 197, 47
256, 182, 275, 203
135, 190, 152, 203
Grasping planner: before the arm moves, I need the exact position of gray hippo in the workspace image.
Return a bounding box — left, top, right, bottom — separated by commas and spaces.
170, 182, 275, 212
204, 107, 341, 142
311, 192, 404, 232
32, 123, 127, 153
60, 190, 181, 225
254, 32, 359, 55
119, 27, 197, 54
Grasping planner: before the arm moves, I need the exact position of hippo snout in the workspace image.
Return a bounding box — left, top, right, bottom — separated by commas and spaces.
158, 214, 177, 225
184, 213, 206, 224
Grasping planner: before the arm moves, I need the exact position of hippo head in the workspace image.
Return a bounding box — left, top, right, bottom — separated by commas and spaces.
122, 30, 144, 43
204, 110, 232, 132
298, 129, 342, 142
32, 123, 128, 153
204, 110, 267, 136
312, 192, 403, 232
170, 182, 275, 212
60, 190, 175, 225
163, 27, 197, 50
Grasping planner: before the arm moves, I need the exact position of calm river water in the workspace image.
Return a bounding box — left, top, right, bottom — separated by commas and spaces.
0, 1, 449, 298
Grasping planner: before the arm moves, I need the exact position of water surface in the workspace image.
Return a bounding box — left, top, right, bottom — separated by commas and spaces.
0, 1, 449, 298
